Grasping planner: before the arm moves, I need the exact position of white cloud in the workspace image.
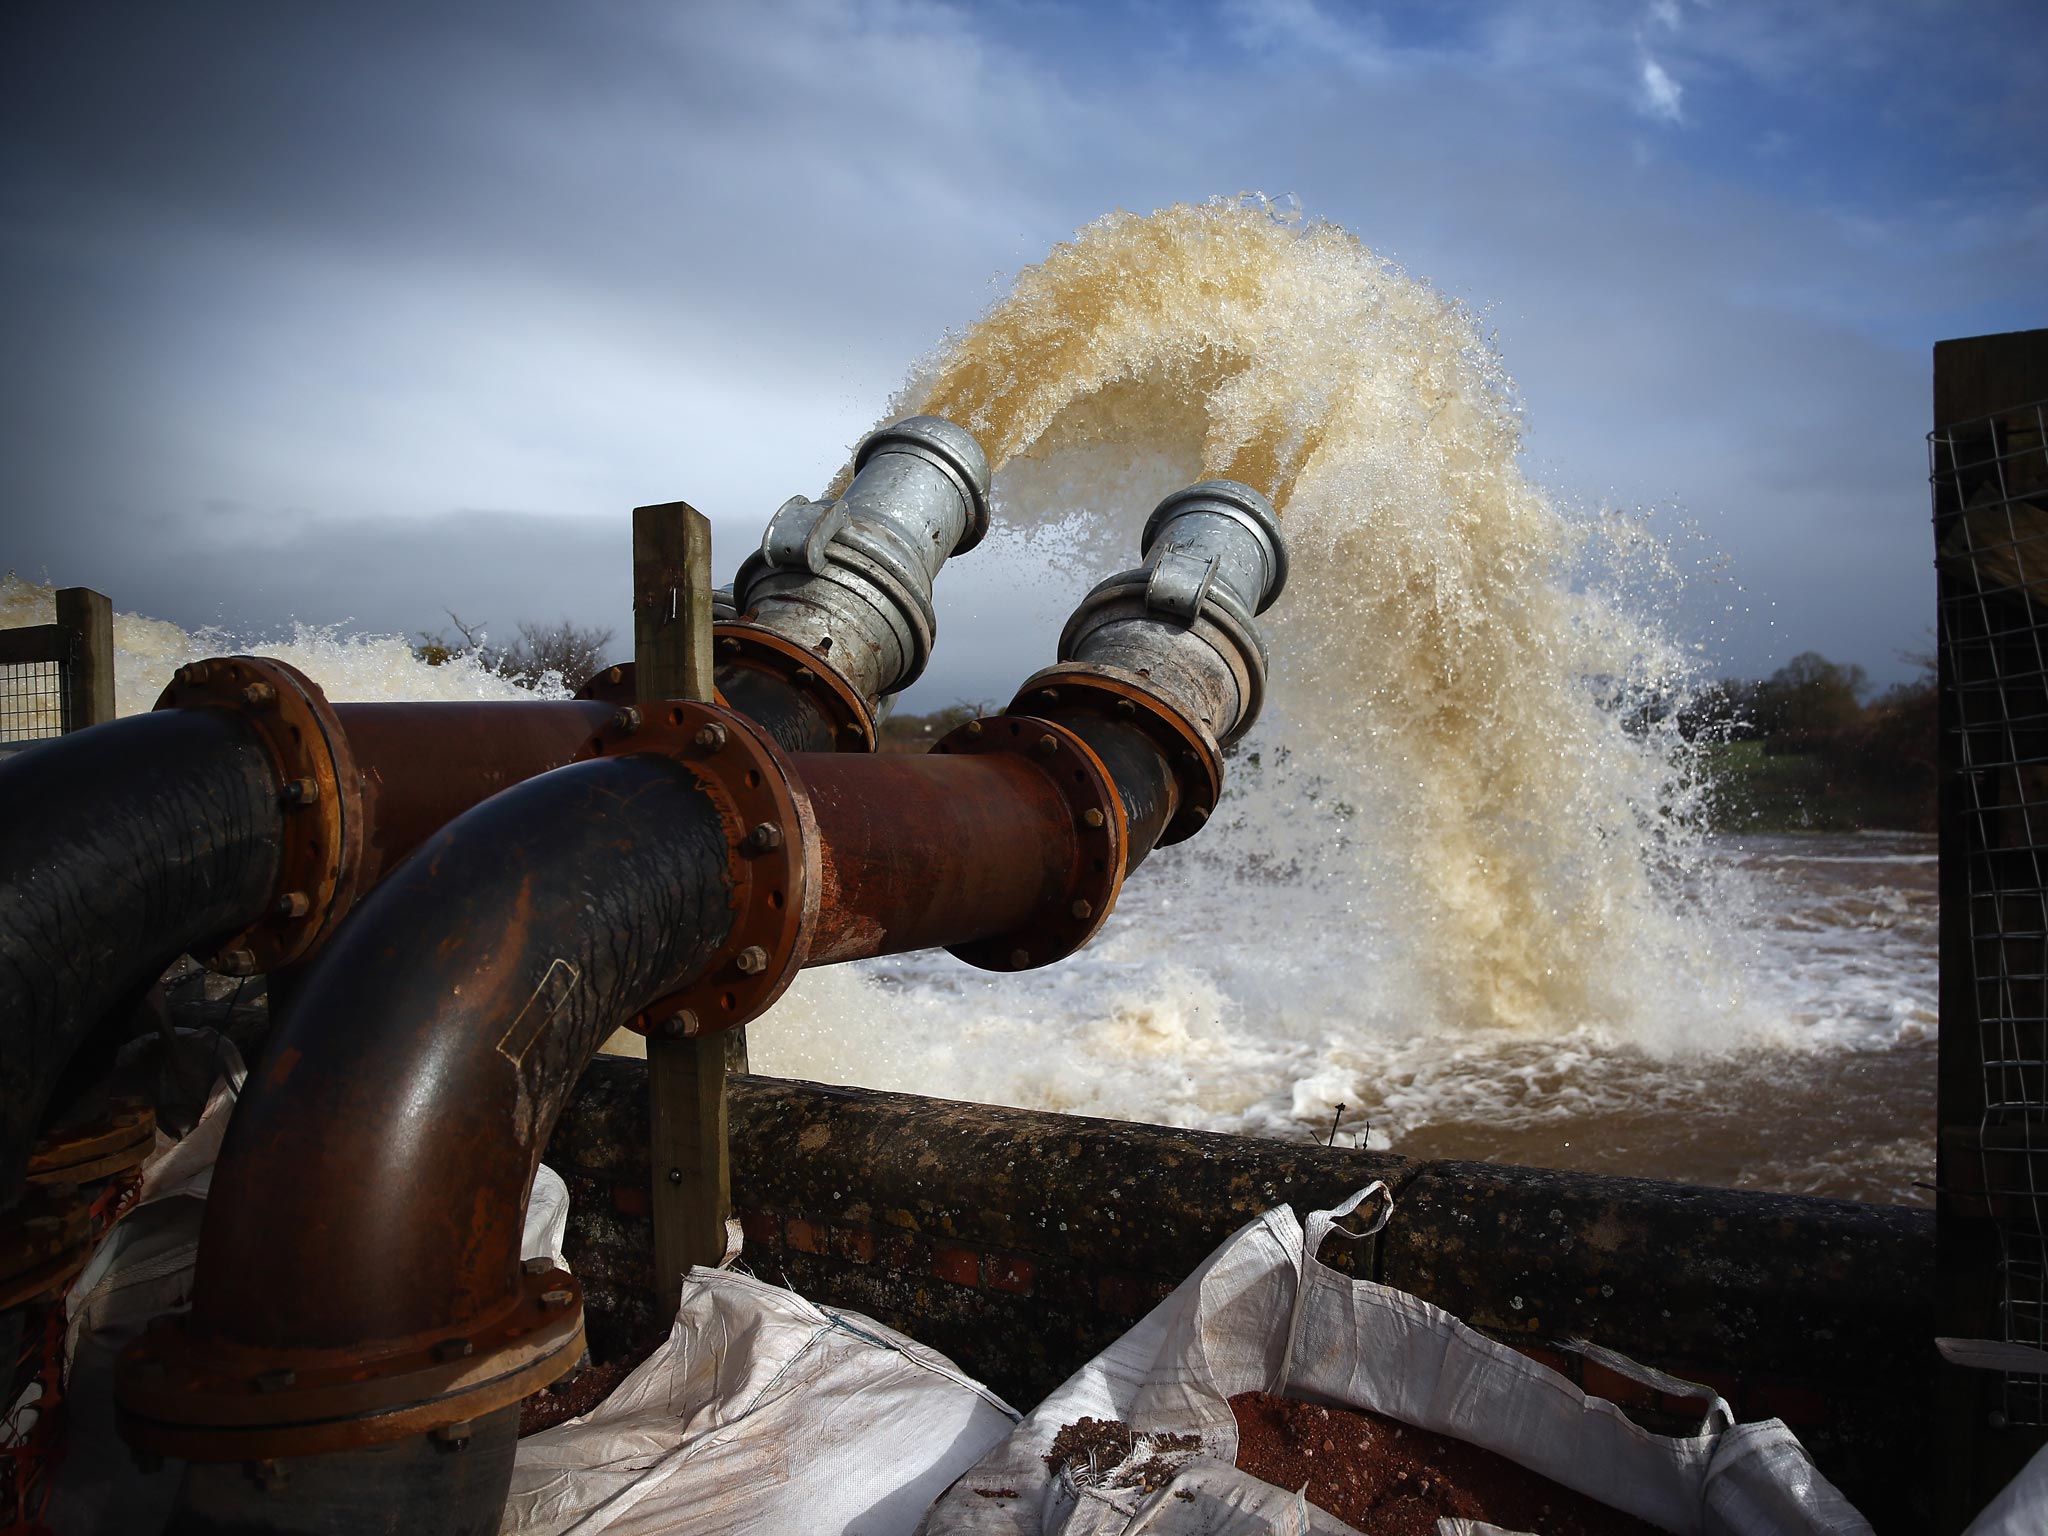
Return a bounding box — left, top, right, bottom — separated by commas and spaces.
1638, 55, 1685, 122
1648, 0, 1682, 32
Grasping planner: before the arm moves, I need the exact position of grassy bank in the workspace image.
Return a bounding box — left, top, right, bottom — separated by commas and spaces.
1701, 740, 1932, 834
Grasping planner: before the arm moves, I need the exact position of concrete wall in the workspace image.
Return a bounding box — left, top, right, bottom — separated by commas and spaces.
548, 1060, 1935, 1531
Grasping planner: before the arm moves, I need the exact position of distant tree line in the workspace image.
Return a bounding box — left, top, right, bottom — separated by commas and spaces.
1657, 650, 1937, 831
413, 612, 616, 689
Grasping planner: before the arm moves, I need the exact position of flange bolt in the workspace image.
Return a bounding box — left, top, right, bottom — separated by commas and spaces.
274, 890, 311, 919
241, 682, 277, 709
216, 948, 258, 977
735, 945, 770, 975
1036, 734, 1059, 756
693, 722, 727, 752
745, 822, 783, 853
660, 1010, 701, 1038
612, 705, 642, 734
281, 778, 319, 807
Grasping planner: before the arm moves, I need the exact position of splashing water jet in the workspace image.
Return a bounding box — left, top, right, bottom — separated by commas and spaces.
885, 198, 1718, 1040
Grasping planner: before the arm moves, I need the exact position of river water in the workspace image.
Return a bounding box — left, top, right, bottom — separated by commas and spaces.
756, 827, 1937, 1209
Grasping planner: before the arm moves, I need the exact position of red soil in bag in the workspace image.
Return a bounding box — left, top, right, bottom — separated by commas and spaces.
1229, 1391, 1668, 1536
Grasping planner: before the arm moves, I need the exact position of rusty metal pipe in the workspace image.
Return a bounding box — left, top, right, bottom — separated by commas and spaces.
0, 709, 283, 1210
0, 686, 617, 1211
148, 753, 736, 1532
189, 753, 733, 1350
800, 751, 1077, 965
331, 699, 614, 884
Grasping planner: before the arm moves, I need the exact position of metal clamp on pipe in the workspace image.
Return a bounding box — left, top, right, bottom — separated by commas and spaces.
1019, 478, 1287, 848
153, 656, 369, 975
719, 415, 993, 747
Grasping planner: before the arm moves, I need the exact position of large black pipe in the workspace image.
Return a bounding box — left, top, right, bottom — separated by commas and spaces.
170, 753, 736, 1534
0, 710, 283, 1208
712, 661, 840, 753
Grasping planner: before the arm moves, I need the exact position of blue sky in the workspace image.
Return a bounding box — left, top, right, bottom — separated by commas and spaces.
2, 0, 2041, 703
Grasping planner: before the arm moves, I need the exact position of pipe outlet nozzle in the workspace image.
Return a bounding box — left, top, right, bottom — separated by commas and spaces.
1055, 478, 1287, 745
731, 415, 993, 704
1142, 479, 1287, 617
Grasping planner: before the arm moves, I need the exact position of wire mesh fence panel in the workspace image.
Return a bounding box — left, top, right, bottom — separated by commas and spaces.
0, 658, 66, 742
1935, 398, 2048, 1423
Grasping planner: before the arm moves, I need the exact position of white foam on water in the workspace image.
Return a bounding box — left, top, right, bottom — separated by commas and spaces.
1, 571, 568, 713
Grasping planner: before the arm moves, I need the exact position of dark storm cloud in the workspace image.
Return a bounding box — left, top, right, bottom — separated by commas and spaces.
2, 0, 2042, 703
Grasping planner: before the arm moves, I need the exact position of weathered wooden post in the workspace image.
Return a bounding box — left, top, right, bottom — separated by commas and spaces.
632, 501, 741, 1318
54, 586, 114, 730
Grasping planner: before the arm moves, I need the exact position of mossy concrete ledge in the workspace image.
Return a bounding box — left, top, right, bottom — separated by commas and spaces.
546, 1060, 1932, 1531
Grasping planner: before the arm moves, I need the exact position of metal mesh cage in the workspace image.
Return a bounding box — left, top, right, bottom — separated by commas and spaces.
1933, 398, 2048, 1422
0, 659, 66, 743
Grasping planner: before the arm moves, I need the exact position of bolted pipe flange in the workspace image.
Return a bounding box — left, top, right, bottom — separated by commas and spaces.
116, 1265, 585, 1462
573, 663, 635, 706
1011, 665, 1224, 847
1056, 570, 1269, 745
153, 656, 367, 975
710, 622, 878, 751
931, 715, 1126, 973
24, 1099, 156, 1188
585, 700, 819, 1034
0, 1164, 122, 1310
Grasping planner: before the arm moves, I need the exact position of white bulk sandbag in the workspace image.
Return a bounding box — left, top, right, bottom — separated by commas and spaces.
921, 1184, 1871, 1536
503, 1267, 1020, 1536
1959, 1437, 2048, 1534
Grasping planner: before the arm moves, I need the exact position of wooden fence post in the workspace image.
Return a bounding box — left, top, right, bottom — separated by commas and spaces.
55, 586, 114, 729
631, 502, 739, 1319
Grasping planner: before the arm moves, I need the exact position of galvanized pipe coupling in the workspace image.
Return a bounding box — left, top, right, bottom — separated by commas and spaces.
728, 416, 993, 707
1055, 479, 1288, 747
